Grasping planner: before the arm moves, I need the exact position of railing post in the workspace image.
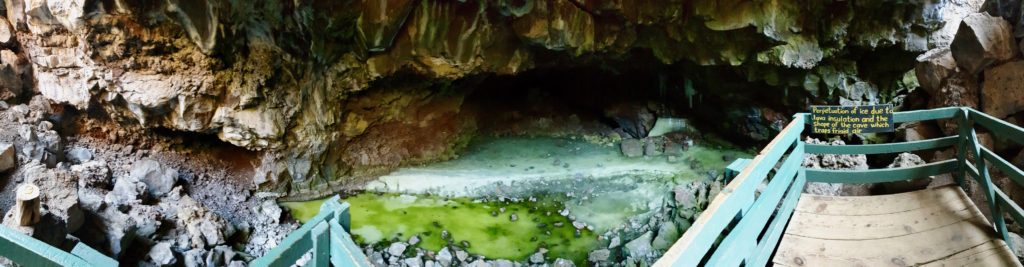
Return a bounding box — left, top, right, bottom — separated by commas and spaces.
311, 221, 330, 267
955, 108, 969, 188
966, 114, 1012, 246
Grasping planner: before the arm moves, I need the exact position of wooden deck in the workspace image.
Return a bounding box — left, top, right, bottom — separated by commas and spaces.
773, 185, 1021, 266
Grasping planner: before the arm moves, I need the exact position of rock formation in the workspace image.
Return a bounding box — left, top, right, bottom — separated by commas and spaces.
0, 0, 982, 198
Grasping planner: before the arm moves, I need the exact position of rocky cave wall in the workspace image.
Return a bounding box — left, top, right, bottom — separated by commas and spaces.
0, 0, 982, 198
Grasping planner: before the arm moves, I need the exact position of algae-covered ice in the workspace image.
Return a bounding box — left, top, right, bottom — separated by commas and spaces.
283, 136, 751, 264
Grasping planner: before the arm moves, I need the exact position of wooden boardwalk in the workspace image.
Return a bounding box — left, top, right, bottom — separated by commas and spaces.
773, 185, 1021, 266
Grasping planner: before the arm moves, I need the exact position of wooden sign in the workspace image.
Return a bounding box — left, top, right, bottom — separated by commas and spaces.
810, 105, 894, 134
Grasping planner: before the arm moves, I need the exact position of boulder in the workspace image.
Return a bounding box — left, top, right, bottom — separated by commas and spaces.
588, 249, 610, 262
897, 121, 942, 142
405, 257, 424, 267
94, 205, 162, 257
950, 13, 1017, 74
183, 249, 206, 267
651, 221, 680, 250
929, 71, 979, 135
65, 146, 93, 164
553, 258, 575, 267
673, 180, 709, 220
436, 247, 453, 266
147, 242, 177, 266
802, 138, 871, 196
106, 175, 146, 207
19, 164, 84, 232
387, 242, 408, 256
0, 142, 14, 172
72, 160, 111, 189
130, 159, 178, 198
915, 48, 957, 95
621, 139, 643, 157
982, 61, 1024, 119
876, 153, 931, 194
529, 251, 545, 263
625, 231, 654, 259
174, 196, 235, 248
643, 137, 665, 156
981, 0, 1024, 38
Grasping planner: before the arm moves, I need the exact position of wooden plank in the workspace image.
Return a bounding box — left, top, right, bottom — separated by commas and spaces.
70, 243, 118, 267
653, 115, 804, 267
311, 221, 330, 267
804, 135, 958, 155
920, 240, 1021, 267
0, 225, 92, 267
796, 185, 965, 215
773, 216, 998, 266
706, 144, 804, 266
748, 172, 806, 267
804, 159, 957, 183
970, 108, 1024, 145
329, 220, 373, 267
893, 107, 960, 123
956, 109, 970, 186
788, 197, 980, 240
724, 158, 752, 183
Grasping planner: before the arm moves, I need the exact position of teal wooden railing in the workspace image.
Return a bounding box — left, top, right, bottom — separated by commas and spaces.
0, 195, 370, 267
655, 107, 1024, 266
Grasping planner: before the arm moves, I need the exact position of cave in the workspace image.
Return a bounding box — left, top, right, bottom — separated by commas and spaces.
4, 0, 1023, 266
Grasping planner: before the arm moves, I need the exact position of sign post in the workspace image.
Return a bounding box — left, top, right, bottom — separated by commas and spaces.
810, 105, 894, 134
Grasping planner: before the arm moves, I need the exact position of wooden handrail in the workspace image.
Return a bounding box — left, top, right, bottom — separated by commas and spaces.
654, 114, 804, 267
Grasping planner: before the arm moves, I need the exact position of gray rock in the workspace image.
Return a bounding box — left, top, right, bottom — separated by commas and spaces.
625, 231, 654, 258
529, 251, 545, 263
456, 250, 469, 262
388, 242, 408, 256
227, 261, 246, 267
588, 249, 611, 262
72, 160, 111, 189
405, 256, 424, 267
65, 146, 93, 164
1009, 232, 1024, 260
147, 242, 177, 266
802, 138, 872, 196
436, 247, 453, 266
491, 259, 514, 267
130, 159, 178, 198
106, 175, 146, 206
409, 235, 421, 246
608, 236, 621, 249
652, 221, 680, 250
469, 259, 490, 267
0, 143, 14, 173
621, 139, 643, 157
951, 12, 1018, 75
509, 213, 518, 222
915, 48, 957, 95
369, 251, 386, 266
183, 248, 206, 267
572, 221, 586, 230
643, 137, 664, 156
553, 258, 575, 267
983, 60, 1024, 119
